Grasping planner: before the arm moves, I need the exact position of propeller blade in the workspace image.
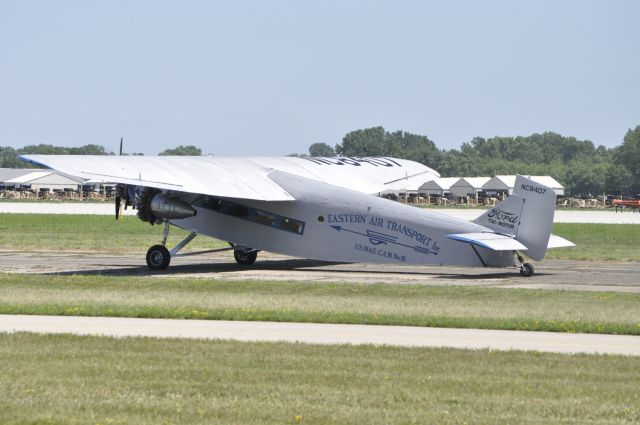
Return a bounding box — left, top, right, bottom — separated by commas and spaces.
115, 184, 128, 221
119, 137, 123, 156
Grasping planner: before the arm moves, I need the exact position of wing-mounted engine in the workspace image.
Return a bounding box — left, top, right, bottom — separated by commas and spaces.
136, 188, 159, 224
115, 184, 197, 225
136, 188, 197, 225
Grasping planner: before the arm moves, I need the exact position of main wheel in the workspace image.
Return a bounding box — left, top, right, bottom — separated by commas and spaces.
519, 262, 534, 277
234, 249, 257, 265
146, 244, 171, 270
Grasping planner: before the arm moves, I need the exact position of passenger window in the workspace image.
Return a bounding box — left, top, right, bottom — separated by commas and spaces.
281, 217, 304, 234
199, 196, 304, 235
254, 211, 276, 226
229, 205, 248, 217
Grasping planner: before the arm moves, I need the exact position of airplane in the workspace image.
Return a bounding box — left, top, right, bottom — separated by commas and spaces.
19, 155, 574, 277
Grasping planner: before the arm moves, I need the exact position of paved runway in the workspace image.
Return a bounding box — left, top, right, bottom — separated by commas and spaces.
1, 250, 639, 292
2, 314, 638, 355
2, 202, 640, 223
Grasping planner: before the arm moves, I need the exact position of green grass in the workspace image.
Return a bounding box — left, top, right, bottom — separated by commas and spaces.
2, 274, 639, 335
0, 213, 226, 253
0, 333, 638, 425
1, 215, 638, 260
547, 223, 640, 261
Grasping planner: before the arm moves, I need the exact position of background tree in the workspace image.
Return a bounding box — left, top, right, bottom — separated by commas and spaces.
614, 126, 640, 193
308, 142, 335, 157
385, 130, 442, 167
68, 144, 109, 155
158, 145, 202, 156
333, 127, 441, 165
438, 132, 617, 194
1, 147, 32, 168
1, 144, 112, 168
17, 144, 110, 155
604, 161, 632, 195
336, 127, 386, 156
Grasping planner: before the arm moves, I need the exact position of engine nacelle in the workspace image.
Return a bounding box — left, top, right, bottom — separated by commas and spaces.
149, 193, 197, 220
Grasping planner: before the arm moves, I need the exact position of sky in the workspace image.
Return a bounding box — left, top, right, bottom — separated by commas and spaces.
0, 0, 638, 156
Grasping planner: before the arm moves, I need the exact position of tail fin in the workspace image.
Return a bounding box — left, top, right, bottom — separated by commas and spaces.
474, 175, 556, 261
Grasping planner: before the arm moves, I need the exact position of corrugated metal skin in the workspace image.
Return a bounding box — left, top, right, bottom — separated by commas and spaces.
20, 155, 438, 201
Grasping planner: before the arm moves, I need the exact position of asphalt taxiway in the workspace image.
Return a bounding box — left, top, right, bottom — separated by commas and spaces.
1, 250, 639, 292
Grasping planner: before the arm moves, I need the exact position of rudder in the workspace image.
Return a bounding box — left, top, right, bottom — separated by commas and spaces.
474, 175, 556, 261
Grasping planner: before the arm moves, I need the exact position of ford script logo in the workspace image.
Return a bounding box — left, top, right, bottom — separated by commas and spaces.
487, 208, 519, 224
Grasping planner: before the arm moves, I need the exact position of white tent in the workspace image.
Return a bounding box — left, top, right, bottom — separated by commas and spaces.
418, 177, 460, 196
483, 175, 564, 196
5, 171, 83, 192
0, 168, 37, 184
379, 171, 439, 196
449, 177, 491, 198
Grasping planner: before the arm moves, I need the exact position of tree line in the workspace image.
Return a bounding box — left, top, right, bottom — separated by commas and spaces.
2, 127, 638, 195
308, 126, 640, 195
0, 144, 202, 168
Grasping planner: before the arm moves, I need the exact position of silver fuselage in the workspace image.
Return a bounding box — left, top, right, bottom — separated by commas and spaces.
173, 171, 514, 268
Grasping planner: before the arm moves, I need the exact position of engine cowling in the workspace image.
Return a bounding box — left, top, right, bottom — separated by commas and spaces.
138, 190, 197, 224
149, 193, 197, 219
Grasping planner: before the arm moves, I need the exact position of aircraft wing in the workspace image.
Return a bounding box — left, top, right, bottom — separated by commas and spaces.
19, 155, 438, 201
20, 155, 295, 201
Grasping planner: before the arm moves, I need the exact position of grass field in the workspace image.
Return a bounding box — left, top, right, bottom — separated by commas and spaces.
1, 274, 639, 335
0, 215, 638, 423
545, 224, 640, 261
1, 214, 639, 260
0, 333, 638, 425
0, 213, 226, 253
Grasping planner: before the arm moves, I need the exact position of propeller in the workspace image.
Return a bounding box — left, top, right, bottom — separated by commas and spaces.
115, 193, 121, 220
115, 138, 124, 220
115, 183, 126, 221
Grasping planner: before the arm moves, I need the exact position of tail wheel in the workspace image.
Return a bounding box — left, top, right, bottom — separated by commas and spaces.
146, 245, 171, 270
234, 249, 257, 265
519, 262, 534, 277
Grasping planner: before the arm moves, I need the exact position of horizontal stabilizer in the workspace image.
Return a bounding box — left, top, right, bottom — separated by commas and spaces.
547, 234, 575, 249
447, 233, 528, 251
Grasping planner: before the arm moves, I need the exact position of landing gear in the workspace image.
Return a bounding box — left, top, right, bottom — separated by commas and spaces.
146, 222, 173, 270
234, 248, 258, 265
519, 262, 534, 277
146, 244, 171, 270
516, 251, 534, 277
144, 221, 257, 270
145, 221, 175, 271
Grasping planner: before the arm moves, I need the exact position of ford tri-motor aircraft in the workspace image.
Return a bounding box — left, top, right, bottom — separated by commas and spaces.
20, 155, 574, 277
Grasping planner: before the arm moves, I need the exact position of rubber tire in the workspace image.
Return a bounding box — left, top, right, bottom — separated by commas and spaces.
146, 244, 171, 270
234, 249, 258, 265
519, 262, 534, 277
